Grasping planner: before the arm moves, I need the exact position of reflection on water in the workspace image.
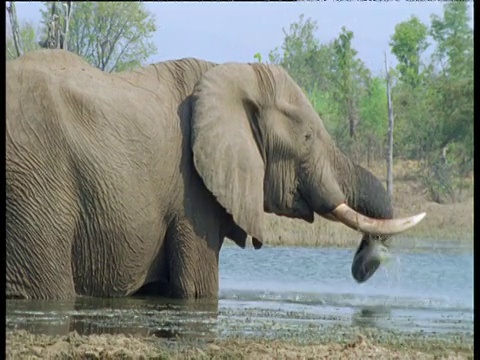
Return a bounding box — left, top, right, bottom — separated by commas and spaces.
71, 297, 219, 339
7, 297, 219, 340
351, 306, 392, 329
6, 243, 474, 341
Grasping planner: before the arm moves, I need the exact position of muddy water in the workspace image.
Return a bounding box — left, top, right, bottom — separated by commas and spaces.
6, 241, 473, 344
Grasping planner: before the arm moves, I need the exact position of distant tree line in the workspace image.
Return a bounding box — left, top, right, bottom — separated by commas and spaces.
266, 4, 473, 203
6, 1, 157, 72
6, 2, 472, 203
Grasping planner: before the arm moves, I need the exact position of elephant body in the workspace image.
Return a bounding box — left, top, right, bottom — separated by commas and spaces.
6, 50, 424, 300
7, 52, 228, 298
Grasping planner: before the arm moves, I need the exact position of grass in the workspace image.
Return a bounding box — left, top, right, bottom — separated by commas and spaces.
235, 160, 473, 249
6, 328, 473, 359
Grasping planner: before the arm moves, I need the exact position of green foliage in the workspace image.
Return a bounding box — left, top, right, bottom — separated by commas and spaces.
268, 15, 335, 93
391, 2, 473, 201
6, 21, 41, 60
359, 77, 388, 139
253, 52, 262, 63
392, 81, 432, 159
428, 2, 473, 165
389, 16, 429, 88
268, 15, 377, 157
7, 5, 472, 204
269, 7, 472, 203
430, 2, 473, 77
331, 26, 371, 142
308, 86, 343, 139
40, 2, 157, 72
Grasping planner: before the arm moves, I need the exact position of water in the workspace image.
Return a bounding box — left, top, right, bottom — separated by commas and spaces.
218, 244, 473, 339
6, 242, 473, 342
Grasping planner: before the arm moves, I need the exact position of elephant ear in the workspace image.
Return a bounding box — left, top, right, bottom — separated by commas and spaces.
191, 63, 266, 244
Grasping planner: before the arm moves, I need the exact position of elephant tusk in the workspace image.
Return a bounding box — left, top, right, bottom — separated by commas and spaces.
331, 203, 426, 236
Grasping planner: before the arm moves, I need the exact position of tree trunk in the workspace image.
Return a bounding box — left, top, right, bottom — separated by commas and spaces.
385, 52, 394, 204
46, 3, 58, 49
6, 1, 23, 57
45, 2, 70, 50
367, 136, 371, 168
63, 2, 73, 51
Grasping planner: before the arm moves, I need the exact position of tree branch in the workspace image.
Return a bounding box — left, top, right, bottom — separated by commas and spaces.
109, 34, 139, 72
6, 1, 23, 57
103, 21, 129, 71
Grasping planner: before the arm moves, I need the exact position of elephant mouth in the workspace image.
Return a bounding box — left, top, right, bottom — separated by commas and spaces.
292, 195, 315, 223
269, 189, 315, 223
274, 209, 314, 223
292, 188, 315, 223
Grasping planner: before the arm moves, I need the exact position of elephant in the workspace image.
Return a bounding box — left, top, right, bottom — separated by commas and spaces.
6, 50, 426, 300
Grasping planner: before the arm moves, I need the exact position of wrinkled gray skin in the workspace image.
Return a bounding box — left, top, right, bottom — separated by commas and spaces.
6, 50, 392, 300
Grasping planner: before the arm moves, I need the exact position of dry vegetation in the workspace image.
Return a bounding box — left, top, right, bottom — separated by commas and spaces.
6, 330, 473, 359
258, 160, 473, 248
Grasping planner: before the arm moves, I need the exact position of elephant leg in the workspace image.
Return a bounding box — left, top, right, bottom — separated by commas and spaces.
166, 219, 220, 299
6, 175, 76, 299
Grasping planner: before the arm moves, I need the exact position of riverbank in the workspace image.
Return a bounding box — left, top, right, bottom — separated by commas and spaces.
6, 329, 473, 359
256, 160, 473, 248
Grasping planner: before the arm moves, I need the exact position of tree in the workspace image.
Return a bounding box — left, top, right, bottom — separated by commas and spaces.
388, 16, 431, 160
268, 14, 334, 94
268, 17, 376, 159
6, 2, 23, 58
332, 26, 370, 140
430, 2, 473, 77
358, 75, 388, 165
384, 53, 394, 202
40, 2, 157, 72
428, 2, 473, 178
39, 1, 72, 50
389, 16, 429, 88
389, 2, 473, 202
6, 20, 41, 60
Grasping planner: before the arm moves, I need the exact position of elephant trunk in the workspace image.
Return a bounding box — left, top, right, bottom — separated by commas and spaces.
317, 148, 425, 237
322, 148, 425, 283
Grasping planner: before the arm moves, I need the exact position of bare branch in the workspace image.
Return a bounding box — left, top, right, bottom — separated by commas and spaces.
6, 45, 16, 59
384, 51, 395, 203
6, 1, 23, 57
62, 2, 72, 51
103, 20, 130, 71
109, 34, 139, 72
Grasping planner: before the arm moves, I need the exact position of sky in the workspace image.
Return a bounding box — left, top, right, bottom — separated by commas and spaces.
10, 1, 474, 75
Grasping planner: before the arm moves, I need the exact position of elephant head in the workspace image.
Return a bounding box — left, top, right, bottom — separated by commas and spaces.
190, 62, 425, 283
